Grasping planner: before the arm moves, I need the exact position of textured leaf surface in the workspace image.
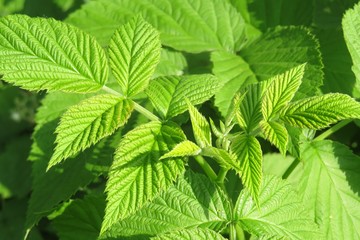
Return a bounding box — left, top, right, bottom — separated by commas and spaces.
202, 147, 241, 173
215, 27, 323, 116
231, 134, 262, 203
160, 140, 201, 159
104, 171, 231, 238
262, 64, 305, 120
343, 2, 360, 97
0, 15, 108, 92
67, 0, 246, 53
235, 175, 321, 239
109, 16, 161, 97
145, 75, 220, 119
299, 140, 360, 239
260, 121, 288, 155
53, 194, 105, 240
280, 93, 360, 129
103, 121, 186, 233
48, 94, 134, 169
152, 228, 226, 240
154, 49, 187, 78
187, 101, 211, 148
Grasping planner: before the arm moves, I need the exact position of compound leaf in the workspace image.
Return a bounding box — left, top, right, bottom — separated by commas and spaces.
280, 93, 360, 129
103, 171, 231, 238
160, 140, 201, 160
102, 121, 186, 233
109, 16, 161, 97
145, 75, 220, 119
260, 121, 288, 155
262, 64, 306, 120
299, 140, 360, 239
231, 134, 262, 204
48, 94, 133, 169
187, 101, 211, 148
235, 175, 321, 239
152, 228, 226, 240
0, 15, 108, 93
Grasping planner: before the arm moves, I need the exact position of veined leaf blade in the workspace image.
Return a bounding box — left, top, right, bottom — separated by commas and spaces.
152, 228, 227, 240
0, 15, 108, 93
109, 16, 161, 97
202, 146, 241, 174
102, 121, 186, 233
280, 93, 360, 129
260, 121, 288, 155
235, 175, 321, 239
231, 134, 262, 203
48, 94, 133, 169
160, 140, 201, 159
187, 101, 211, 148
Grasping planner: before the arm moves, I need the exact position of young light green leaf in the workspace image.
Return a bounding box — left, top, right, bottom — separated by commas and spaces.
214, 27, 323, 116
48, 94, 134, 169
153, 49, 187, 78
152, 228, 227, 240
262, 64, 306, 120
280, 93, 360, 129
0, 15, 108, 93
67, 0, 246, 53
235, 175, 321, 239
160, 140, 201, 160
260, 121, 288, 155
202, 146, 241, 174
103, 171, 231, 238
109, 16, 161, 97
299, 140, 360, 239
231, 134, 262, 204
102, 121, 186, 234
343, 2, 360, 95
187, 101, 211, 148
145, 75, 221, 119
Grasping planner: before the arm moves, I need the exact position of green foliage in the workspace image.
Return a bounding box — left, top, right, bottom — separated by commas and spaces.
1, 1, 360, 239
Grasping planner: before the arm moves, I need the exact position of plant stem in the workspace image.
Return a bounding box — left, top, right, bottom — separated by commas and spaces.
235, 224, 245, 240
102, 85, 160, 122
315, 119, 352, 141
194, 155, 217, 182
216, 168, 228, 189
282, 158, 300, 179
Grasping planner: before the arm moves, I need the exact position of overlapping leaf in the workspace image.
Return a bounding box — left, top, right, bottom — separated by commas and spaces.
0, 15, 108, 93
154, 49, 187, 78
299, 140, 360, 239
48, 94, 133, 169
262, 64, 305, 120
103, 171, 231, 238
109, 16, 161, 97
235, 175, 321, 239
343, 2, 360, 97
152, 228, 227, 240
231, 134, 262, 203
145, 75, 220, 119
202, 146, 241, 173
214, 27, 323, 116
102, 121, 186, 233
280, 93, 360, 129
160, 140, 201, 159
260, 121, 288, 155
67, 0, 246, 53
187, 101, 211, 148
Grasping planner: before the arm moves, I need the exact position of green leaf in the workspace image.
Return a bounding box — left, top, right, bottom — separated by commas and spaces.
260, 121, 288, 155
152, 228, 227, 240
109, 16, 161, 97
102, 121, 186, 233
299, 140, 360, 239
0, 15, 108, 93
231, 134, 262, 204
235, 79, 272, 133
67, 0, 246, 53
235, 175, 321, 239
160, 140, 201, 160
54, 0, 75, 11
202, 146, 241, 174
214, 27, 323, 116
103, 171, 231, 238
145, 74, 220, 119
262, 64, 306, 120
280, 93, 360, 129
343, 2, 360, 97
48, 94, 134, 169
53, 193, 105, 240
154, 49, 187, 78
187, 101, 211, 148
